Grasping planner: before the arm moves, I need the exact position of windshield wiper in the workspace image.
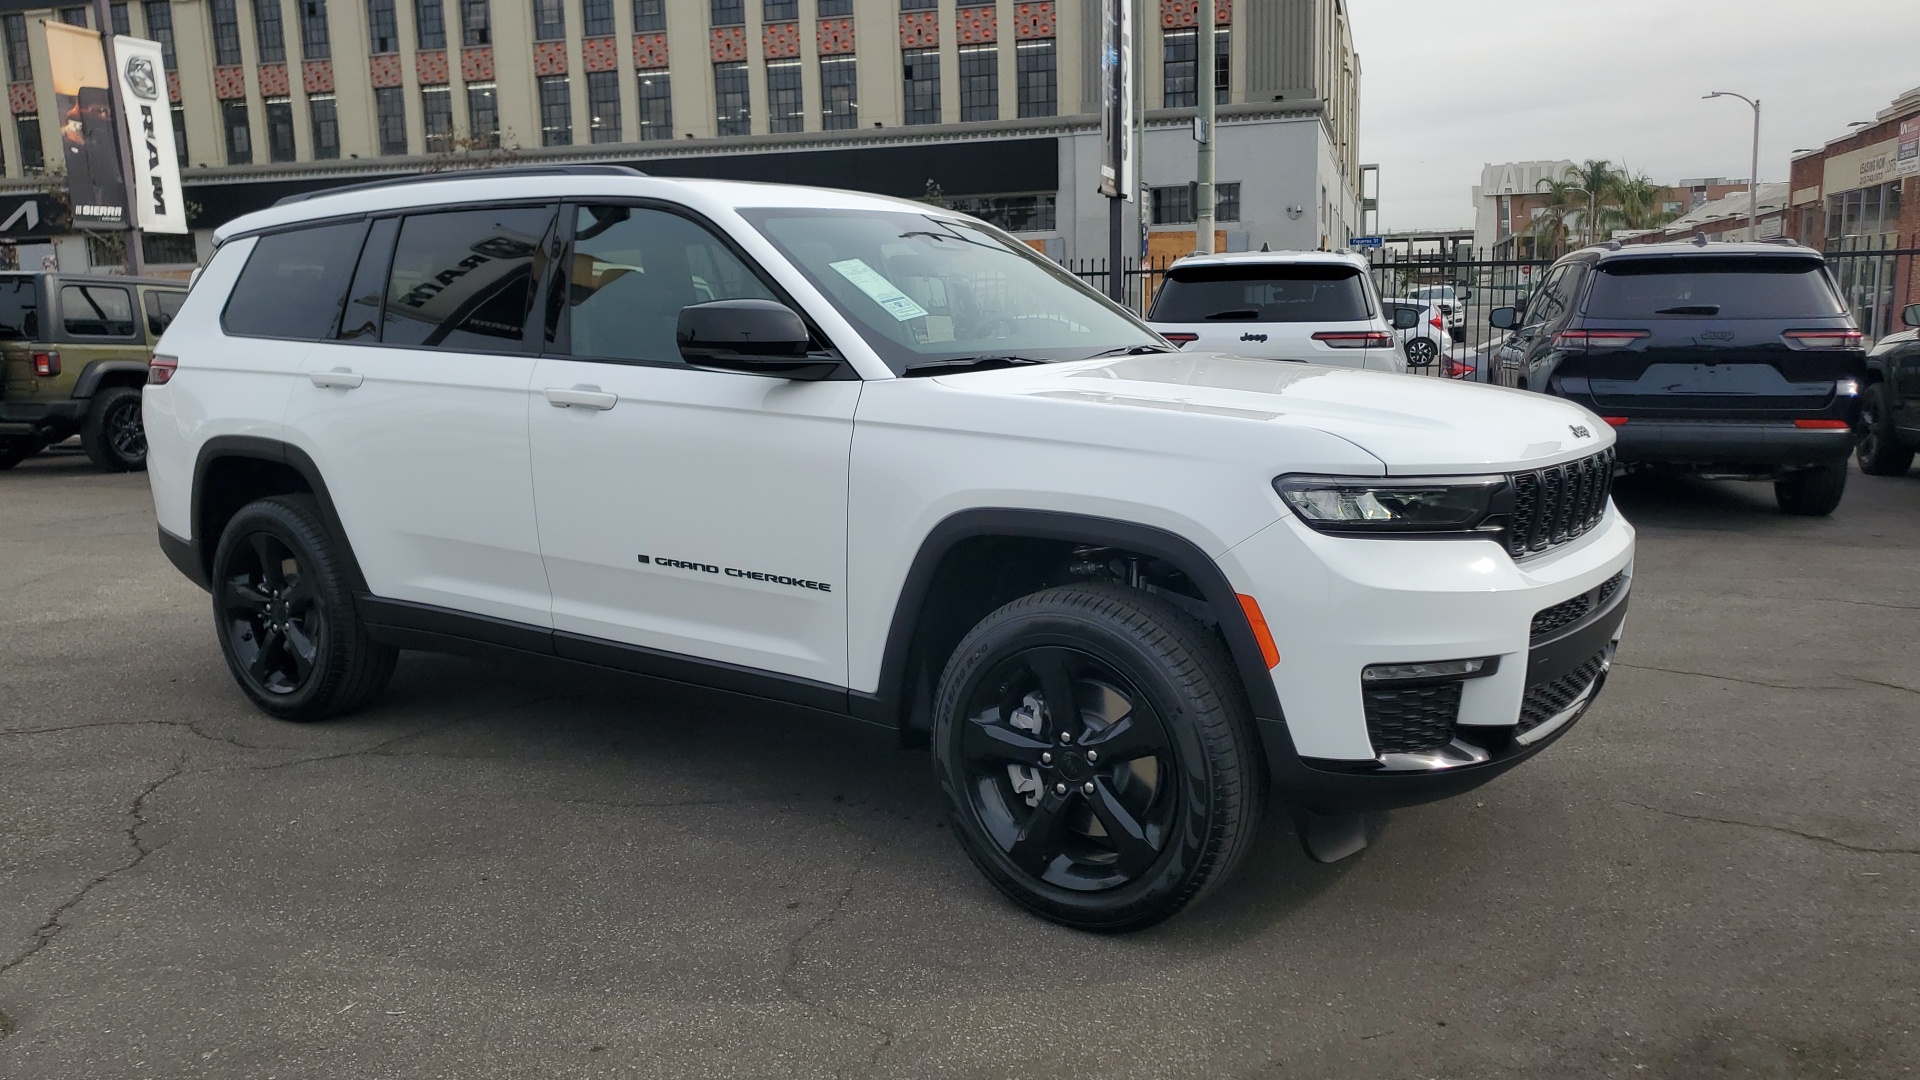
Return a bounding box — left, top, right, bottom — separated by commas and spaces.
901, 355, 1052, 375
1082, 344, 1179, 359
1655, 304, 1721, 315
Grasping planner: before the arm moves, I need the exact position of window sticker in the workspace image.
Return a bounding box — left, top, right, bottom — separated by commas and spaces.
828, 258, 929, 322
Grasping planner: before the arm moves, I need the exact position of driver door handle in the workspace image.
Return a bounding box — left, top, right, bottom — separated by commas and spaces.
545, 386, 618, 411
309, 368, 363, 389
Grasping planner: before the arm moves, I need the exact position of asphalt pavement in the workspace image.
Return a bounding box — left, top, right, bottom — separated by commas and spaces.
3, 444, 1916, 1079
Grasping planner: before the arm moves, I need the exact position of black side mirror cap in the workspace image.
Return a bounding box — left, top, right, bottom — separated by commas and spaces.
1489, 307, 1518, 330
1390, 306, 1420, 330
1904, 303, 1920, 329
677, 299, 839, 380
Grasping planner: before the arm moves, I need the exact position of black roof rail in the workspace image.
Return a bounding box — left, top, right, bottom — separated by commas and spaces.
272, 164, 648, 207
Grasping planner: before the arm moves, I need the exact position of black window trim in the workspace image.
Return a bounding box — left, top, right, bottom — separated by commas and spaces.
58, 282, 139, 340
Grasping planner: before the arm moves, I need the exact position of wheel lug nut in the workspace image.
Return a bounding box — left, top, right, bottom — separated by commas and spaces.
1040, 752, 1053, 765
1082, 782, 1095, 795
1085, 750, 1098, 763
1059, 732, 1073, 745
1053, 783, 1067, 796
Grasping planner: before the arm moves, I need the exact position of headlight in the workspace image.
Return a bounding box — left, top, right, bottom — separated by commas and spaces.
1274, 475, 1505, 534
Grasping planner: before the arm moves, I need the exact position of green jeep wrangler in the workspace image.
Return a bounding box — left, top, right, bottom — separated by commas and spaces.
0, 271, 188, 471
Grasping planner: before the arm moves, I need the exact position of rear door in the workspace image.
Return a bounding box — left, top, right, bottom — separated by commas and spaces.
1146, 261, 1385, 367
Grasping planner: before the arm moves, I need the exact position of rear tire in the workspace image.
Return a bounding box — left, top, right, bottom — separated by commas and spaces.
1775, 461, 1848, 516
80, 385, 147, 472
0, 436, 44, 470
1404, 337, 1438, 366
210, 494, 397, 721
1856, 384, 1914, 476
932, 582, 1266, 932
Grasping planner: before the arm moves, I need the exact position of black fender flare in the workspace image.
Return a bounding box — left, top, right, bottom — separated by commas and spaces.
71, 360, 151, 400
849, 508, 1285, 730
187, 435, 367, 594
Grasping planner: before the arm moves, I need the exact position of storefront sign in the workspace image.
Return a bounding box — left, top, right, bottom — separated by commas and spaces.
1824, 138, 1901, 195
1898, 117, 1919, 178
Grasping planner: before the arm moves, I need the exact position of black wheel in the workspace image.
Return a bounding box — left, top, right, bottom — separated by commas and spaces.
211, 495, 396, 721
80, 385, 147, 471
932, 582, 1266, 932
1856, 384, 1914, 476
1404, 337, 1438, 366
1774, 461, 1849, 516
0, 436, 44, 470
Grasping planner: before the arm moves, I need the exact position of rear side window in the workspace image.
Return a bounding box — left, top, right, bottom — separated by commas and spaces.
223, 221, 367, 339
1585, 257, 1845, 320
381, 205, 556, 353
145, 291, 185, 336
0, 278, 39, 339
1150, 264, 1370, 323
62, 285, 136, 338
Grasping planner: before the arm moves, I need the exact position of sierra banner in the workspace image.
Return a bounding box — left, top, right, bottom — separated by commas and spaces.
113, 34, 186, 233
44, 20, 128, 228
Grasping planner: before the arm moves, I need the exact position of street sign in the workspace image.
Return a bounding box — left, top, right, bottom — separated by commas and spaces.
1350, 236, 1384, 249
0, 194, 59, 240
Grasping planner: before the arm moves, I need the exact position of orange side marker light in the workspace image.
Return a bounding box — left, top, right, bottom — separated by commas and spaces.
1237, 594, 1281, 669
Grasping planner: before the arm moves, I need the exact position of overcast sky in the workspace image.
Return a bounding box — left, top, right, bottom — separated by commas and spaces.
1347, 0, 1920, 232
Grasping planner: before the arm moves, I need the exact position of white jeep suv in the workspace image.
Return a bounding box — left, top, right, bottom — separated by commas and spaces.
145, 167, 1634, 932
1146, 250, 1405, 371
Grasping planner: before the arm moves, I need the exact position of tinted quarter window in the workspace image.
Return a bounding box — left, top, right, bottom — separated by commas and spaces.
338, 216, 398, 341
0, 277, 38, 339
61, 285, 136, 337
566, 204, 776, 364
1586, 257, 1847, 320
382, 206, 556, 352
144, 290, 186, 335
1150, 264, 1370, 323
223, 221, 368, 339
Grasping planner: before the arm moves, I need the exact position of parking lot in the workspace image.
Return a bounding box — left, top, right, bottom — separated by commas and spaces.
2, 445, 1916, 1079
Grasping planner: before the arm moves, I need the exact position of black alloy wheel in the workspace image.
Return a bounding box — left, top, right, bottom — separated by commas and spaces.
1405, 337, 1438, 366
81, 385, 147, 471
221, 530, 324, 697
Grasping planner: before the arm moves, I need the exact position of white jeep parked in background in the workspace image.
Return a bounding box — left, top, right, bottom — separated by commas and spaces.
146, 167, 1634, 931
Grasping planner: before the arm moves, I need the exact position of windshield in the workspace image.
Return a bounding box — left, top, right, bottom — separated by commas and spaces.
1586, 257, 1846, 319
738, 207, 1162, 373
0, 277, 39, 340
1149, 263, 1372, 323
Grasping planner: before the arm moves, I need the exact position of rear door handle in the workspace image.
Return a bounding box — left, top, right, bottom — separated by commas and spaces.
544, 386, 618, 411
309, 368, 363, 389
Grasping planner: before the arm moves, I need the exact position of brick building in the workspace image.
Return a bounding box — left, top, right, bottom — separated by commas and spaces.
1786, 87, 1919, 338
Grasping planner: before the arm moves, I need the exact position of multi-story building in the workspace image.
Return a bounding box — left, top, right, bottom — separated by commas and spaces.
0, 0, 1363, 272
1786, 85, 1919, 339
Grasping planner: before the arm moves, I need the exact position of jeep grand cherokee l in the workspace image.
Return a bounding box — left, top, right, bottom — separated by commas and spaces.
146, 167, 1634, 931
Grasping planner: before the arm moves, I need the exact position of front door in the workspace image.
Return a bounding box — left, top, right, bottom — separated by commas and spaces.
528, 203, 859, 688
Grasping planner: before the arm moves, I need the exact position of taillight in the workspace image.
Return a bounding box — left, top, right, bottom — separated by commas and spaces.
31, 350, 59, 376
1445, 360, 1472, 378
148, 355, 178, 385
1161, 332, 1199, 348
1554, 330, 1650, 351
1782, 329, 1864, 351
1312, 331, 1393, 349
1793, 418, 1851, 429
1601, 416, 1630, 427
1430, 316, 1445, 330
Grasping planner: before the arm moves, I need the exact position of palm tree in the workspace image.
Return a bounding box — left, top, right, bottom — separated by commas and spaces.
1530, 172, 1591, 257
1613, 172, 1679, 232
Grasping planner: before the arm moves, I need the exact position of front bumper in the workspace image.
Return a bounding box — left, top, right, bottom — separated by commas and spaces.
1221, 504, 1635, 812
1611, 419, 1857, 467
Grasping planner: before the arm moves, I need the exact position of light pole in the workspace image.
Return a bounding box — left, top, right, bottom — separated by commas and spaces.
1705, 91, 1761, 239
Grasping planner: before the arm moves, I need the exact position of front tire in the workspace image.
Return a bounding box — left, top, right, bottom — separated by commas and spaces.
210, 495, 396, 721
932, 582, 1266, 932
1404, 337, 1438, 366
1775, 461, 1849, 516
1856, 384, 1914, 476
80, 385, 147, 471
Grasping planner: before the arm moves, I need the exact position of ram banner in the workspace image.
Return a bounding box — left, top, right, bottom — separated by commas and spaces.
44, 20, 127, 228
112, 34, 186, 233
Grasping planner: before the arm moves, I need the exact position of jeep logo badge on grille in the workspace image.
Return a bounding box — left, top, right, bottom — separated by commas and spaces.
1570, 424, 1590, 438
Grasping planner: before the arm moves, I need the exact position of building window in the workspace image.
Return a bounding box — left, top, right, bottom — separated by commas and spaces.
582, 0, 613, 36
710, 0, 743, 26
942, 193, 1056, 233
1015, 39, 1055, 118
767, 58, 802, 133
264, 95, 295, 160
636, 68, 671, 139
900, 0, 936, 9
143, 233, 198, 265
466, 81, 498, 145
422, 84, 452, 150
763, 0, 796, 19
820, 55, 856, 130
309, 91, 339, 157
459, 0, 489, 45
1215, 182, 1240, 222
1163, 29, 1195, 108
532, 0, 564, 40
586, 70, 619, 142
538, 73, 571, 145
58, 7, 87, 26
818, 0, 850, 13
170, 103, 188, 164
413, 0, 445, 48
714, 60, 749, 134
110, 2, 130, 36
632, 0, 663, 31
143, 2, 177, 67
253, 0, 287, 62
1150, 183, 1239, 225
299, 0, 331, 59
211, 0, 244, 66
2, 15, 31, 82
16, 116, 42, 171
222, 99, 252, 164
367, 0, 400, 52
902, 47, 939, 125
958, 45, 996, 122
1212, 29, 1229, 105
374, 85, 406, 153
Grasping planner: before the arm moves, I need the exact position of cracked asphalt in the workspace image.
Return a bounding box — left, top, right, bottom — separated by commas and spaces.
3, 444, 1917, 1079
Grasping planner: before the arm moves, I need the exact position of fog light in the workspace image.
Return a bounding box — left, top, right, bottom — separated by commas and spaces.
1363, 658, 1489, 682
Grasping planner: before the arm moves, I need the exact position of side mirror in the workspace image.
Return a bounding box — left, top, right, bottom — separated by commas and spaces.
1904, 304, 1920, 329
1489, 307, 1518, 330
677, 299, 839, 380
1458, 288, 1472, 300
1390, 306, 1420, 330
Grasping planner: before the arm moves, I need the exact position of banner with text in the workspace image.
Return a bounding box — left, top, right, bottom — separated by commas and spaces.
44, 20, 127, 228
113, 35, 186, 234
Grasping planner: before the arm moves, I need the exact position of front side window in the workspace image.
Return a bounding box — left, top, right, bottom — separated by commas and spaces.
820, 56, 857, 129
264, 96, 296, 161
637, 69, 671, 140
65, 286, 135, 337
210, 0, 243, 66
958, 45, 996, 122
1015, 39, 1055, 118
903, 48, 939, 125
252, 0, 287, 62
742, 207, 1158, 374
566, 204, 777, 364
222, 100, 251, 164
422, 85, 453, 151
224, 221, 366, 339
382, 205, 556, 352
538, 74, 571, 145
766, 59, 802, 133
1149, 264, 1372, 324
309, 92, 339, 157
586, 70, 620, 143
413, 0, 445, 49
714, 61, 749, 135
374, 86, 407, 154
367, 0, 400, 52
299, 0, 332, 59
532, 0, 564, 40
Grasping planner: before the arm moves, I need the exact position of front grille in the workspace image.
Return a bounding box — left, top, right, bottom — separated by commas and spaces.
1517, 649, 1609, 733
1530, 570, 1628, 638
1363, 682, 1462, 755
1597, 570, 1626, 606
1506, 449, 1615, 558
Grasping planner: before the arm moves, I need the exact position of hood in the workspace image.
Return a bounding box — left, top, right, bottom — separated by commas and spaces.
933, 352, 1613, 474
